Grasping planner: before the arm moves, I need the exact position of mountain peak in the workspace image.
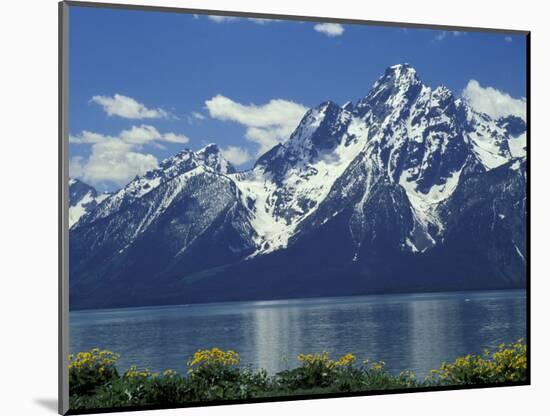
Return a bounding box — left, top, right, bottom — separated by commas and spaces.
379, 63, 420, 87
354, 63, 423, 118
158, 144, 234, 175
197, 143, 220, 154
196, 143, 236, 174
433, 84, 453, 97
387, 63, 417, 75
68, 178, 108, 228
318, 100, 340, 110
342, 101, 354, 111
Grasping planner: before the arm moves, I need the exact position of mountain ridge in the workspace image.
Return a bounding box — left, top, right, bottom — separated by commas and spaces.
69, 64, 527, 310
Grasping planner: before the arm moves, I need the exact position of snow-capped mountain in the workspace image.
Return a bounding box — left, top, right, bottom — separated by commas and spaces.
68, 178, 109, 228
69, 64, 527, 309
77, 144, 236, 226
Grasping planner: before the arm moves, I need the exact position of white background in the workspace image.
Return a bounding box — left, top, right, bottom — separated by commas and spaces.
0, 0, 547, 415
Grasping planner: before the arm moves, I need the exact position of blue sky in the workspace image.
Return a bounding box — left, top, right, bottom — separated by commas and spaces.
68, 5, 527, 191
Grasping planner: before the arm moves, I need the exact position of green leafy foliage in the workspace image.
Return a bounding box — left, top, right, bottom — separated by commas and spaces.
427, 339, 527, 385
69, 342, 527, 410
68, 349, 120, 396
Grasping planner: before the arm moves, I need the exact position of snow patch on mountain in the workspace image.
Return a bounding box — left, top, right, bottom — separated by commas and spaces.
399, 167, 462, 242
132, 166, 209, 239
69, 191, 109, 228
68, 178, 110, 228
232, 106, 368, 255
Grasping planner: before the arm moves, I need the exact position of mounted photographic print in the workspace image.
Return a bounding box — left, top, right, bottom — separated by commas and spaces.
59, 1, 530, 414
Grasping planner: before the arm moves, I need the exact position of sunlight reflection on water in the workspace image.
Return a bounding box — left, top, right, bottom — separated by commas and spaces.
70, 290, 526, 377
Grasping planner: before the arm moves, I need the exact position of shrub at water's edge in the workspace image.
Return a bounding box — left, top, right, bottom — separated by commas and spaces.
426, 340, 527, 385
69, 349, 120, 396
69, 340, 527, 410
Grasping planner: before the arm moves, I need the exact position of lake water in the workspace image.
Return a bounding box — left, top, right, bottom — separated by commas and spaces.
70, 290, 526, 378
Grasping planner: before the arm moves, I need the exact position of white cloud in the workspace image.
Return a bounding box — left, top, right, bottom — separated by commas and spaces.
69, 130, 115, 144
207, 15, 274, 24
119, 125, 161, 144
244, 125, 292, 153
221, 146, 252, 166
71, 140, 158, 187
162, 132, 190, 144
208, 15, 238, 23
71, 125, 189, 146
434, 30, 466, 42
205, 94, 308, 155
313, 23, 344, 37
70, 126, 190, 187
462, 80, 526, 120
434, 31, 447, 41
205, 95, 306, 127
249, 18, 273, 24
69, 155, 85, 178
185, 111, 207, 125
191, 111, 206, 120
90, 94, 169, 119
505, 36, 513, 42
